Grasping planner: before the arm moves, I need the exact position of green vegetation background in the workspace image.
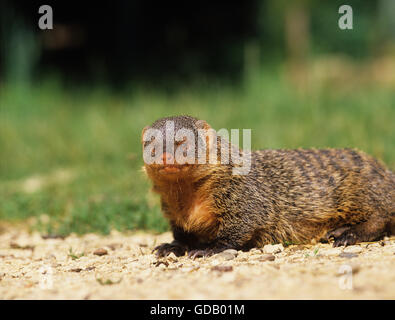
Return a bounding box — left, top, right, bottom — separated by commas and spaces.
1, 69, 394, 235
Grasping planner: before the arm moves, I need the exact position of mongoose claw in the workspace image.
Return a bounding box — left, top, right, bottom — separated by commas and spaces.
188, 249, 215, 259
325, 226, 350, 240
153, 242, 187, 257
333, 232, 357, 247
326, 227, 357, 247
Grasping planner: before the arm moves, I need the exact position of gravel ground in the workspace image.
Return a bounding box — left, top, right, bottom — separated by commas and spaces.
0, 229, 394, 299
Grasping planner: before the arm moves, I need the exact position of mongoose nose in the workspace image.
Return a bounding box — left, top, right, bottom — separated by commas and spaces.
162, 152, 174, 165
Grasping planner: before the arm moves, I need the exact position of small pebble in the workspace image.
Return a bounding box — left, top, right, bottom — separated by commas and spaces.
259, 254, 275, 262
223, 249, 238, 256
10, 242, 34, 250
107, 243, 121, 250
343, 246, 363, 254
323, 248, 342, 256
93, 248, 108, 256
287, 245, 307, 252
85, 266, 95, 271
216, 252, 235, 261
339, 252, 358, 259
263, 244, 284, 254
211, 265, 233, 272
215, 250, 237, 260
41, 234, 65, 240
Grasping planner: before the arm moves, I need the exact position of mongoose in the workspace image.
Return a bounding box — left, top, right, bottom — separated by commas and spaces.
142, 115, 395, 258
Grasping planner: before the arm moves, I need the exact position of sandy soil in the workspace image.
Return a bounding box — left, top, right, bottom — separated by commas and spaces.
0, 229, 394, 299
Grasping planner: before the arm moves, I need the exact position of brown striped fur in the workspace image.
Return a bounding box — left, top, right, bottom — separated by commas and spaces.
143, 116, 395, 257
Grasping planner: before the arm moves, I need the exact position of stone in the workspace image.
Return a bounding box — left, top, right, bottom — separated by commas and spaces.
339, 252, 358, 259
93, 248, 108, 256
211, 265, 233, 272
258, 254, 275, 262
216, 250, 237, 260
263, 244, 284, 254
343, 246, 363, 254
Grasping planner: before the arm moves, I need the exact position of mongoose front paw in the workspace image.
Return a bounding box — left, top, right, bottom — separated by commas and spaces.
153, 242, 187, 257
326, 227, 357, 247
333, 232, 357, 247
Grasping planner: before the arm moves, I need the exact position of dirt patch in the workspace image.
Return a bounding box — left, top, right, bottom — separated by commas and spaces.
0, 230, 394, 299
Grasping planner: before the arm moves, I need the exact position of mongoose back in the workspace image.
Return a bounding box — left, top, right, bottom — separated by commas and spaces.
142, 115, 395, 258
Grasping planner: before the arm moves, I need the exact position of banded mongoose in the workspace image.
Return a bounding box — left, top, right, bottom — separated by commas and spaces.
142, 115, 395, 258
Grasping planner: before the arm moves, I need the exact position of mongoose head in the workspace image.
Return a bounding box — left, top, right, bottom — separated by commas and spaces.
142, 115, 217, 181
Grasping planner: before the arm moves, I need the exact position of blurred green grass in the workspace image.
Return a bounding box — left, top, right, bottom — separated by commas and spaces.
0, 68, 394, 235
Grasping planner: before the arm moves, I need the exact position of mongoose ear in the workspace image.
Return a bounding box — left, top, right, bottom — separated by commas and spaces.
195, 120, 211, 130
